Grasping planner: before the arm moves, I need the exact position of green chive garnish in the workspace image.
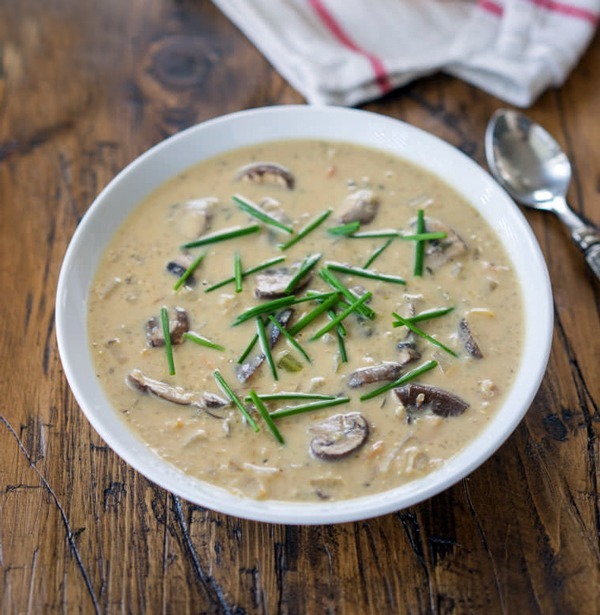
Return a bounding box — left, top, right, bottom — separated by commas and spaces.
328, 221, 360, 236
348, 229, 399, 238
181, 224, 261, 249
233, 194, 294, 234
311, 291, 373, 340
392, 313, 458, 357
234, 252, 243, 293
280, 209, 332, 251
205, 256, 286, 293
213, 370, 259, 432
173, 251, 206, 291
238, 333, 258, 364
335, 326, 348, 362
401, 231, 447, 242
325, 261, 406, 285
232, 292, 335, 327
267, 315, 311, 364
244, 392, 337, 402
359, 360, 438, 401
270, 396, 350, 419
414, 209, 425, 276
256, 317, 278, 380
363, 238, 393, 268
287, 292, 341, 336
402, 306, 455, 324
248, 390, 285, 444
160, 307, 175, 376
284, 252, 322, 294
183, 331, 225, 351
319, 268, 376, 320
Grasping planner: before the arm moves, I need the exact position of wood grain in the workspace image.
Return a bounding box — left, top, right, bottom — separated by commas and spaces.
1, 1, 598, 613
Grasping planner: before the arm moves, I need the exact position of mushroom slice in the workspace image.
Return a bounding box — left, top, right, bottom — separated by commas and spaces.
235, 162, 295, 189
126, 369, 228, 410
309, 412, 369, 461
146, 307, 190, 347
166, 254, 196, 287
412, 216, 467, 271
393, 383, 469, 418
395, 302, 421, 364
458, 318, 484, 359
254, 265, 312, 299
171, 197, 217, 240
338, 189, 380, 224
347, 361, 405, 388
236, 308, 294, 383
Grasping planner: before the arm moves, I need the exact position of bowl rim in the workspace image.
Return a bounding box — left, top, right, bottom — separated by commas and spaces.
56, 105, 553, 524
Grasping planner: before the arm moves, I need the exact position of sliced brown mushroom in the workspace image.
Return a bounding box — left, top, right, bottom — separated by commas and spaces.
458, 318, 484, 359
412, 216, 467, 271
309, 412, 369, 461
235, 162, 295, 189
338, 189, 380, 224
254, 265, 312, 299
347, 361, 406, 388
236, 308, 294, 383
146, 307, 190, 347
170, 197, 217, 240
126, 369, 228, 411
166, 254, 196, 287
393, 383, 469, 418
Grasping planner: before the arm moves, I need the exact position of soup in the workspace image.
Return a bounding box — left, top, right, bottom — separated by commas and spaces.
88, 140, 522, 502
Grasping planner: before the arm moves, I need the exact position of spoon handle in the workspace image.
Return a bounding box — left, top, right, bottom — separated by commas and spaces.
572, 226, 600, 281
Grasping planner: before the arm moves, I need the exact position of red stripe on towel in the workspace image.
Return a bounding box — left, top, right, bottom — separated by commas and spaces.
529, 0, 599, 24
308, 0, 393, 94
479, 0, 598, 24
478, 0, 504, 16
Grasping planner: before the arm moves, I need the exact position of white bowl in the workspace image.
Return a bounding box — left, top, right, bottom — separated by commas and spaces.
56, 105, 553, 524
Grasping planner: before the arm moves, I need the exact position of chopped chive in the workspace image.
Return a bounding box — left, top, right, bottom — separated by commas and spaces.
232, 292, 335, 327
348, 229, 399, 238
214, 370, 259, 431
234, 252, 243, 293
328, 221, 360, 236
256, 317, 278, 380
244, 392, 337, 402
401, 306, 455, 324
401, 231, 447, 241
160, 307, 176, 376
233, 194, 294, 234
267, 315, 311, 364
327, 309, 346, 336
181, 224, 261, 249
325, 261, 406, 285
311, 291, 373, 340
249, 389, 285, 444
392, 313, 458, 357
238, 333, 258, 364
335, 326, 348, 362
270, 396, 351, 419
284, 252, 322, 294
359, 360, 438, 401
288, 292, 341, 336
280, 209, 332, 251
205, 256, 286, 293
173, 251, 206, 291
414, 209, 425, 277
319, 268, 376, 320
363, 238, 393, 268
183, 331, 225, 351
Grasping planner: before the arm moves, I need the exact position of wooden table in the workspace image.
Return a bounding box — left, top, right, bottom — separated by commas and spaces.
1, 2, 599, 613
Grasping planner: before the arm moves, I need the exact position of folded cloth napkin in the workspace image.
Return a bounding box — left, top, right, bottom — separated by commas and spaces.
212, 0, 599, 107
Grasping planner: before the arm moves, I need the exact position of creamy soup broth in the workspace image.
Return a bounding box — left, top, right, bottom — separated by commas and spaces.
88, 139, 522, 502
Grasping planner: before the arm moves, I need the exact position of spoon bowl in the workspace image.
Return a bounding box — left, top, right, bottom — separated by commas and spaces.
485, 108, 600, 280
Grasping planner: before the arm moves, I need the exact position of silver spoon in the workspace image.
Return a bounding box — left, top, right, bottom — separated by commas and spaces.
485, 108, 600, 281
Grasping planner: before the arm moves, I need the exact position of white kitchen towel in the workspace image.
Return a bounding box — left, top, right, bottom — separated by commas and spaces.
212, 0, 599, 107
